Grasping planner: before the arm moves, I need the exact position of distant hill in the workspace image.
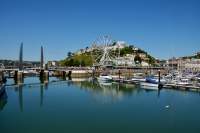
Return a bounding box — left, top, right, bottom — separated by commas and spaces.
180, 52, 200, 59
0, 59, 40, 68
60, 41, 157, 67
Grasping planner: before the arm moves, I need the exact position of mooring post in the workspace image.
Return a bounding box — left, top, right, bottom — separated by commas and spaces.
0, 70, 3, 83
8, 70, 11, 78
40, 69, 44, 80
40, 69, 49, 83
14, 70, 17, 81
118, 69, 121, 79
158, 70, 161, 84
62, 71, 66, 80
68, 71, 72, 77
158, 70, 163, 89
68, 70, 72, 80
92, 67, 95, 78
14, 70, 24, 84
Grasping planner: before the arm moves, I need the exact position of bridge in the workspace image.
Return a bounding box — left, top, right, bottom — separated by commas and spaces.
0, 43, 50, 83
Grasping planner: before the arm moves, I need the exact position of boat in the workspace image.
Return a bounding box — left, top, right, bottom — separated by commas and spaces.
140, 82, 160, 89
176, 78, 192, 86
140, 76, 164, 90
131, 77, 146, 82
195, 74, 200, 81
197, 83, 200, 87
140, 81, 163, 90
146, 76, 166, 84
97, 75, 113, 82
23, 70, 39, 76
98, 81, 112, 86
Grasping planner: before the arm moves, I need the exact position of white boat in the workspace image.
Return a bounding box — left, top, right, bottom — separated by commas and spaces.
140, 76, 164, 90
149, 78, 167, 84
98, 82, 112, 86
195, 74, 200, 80
176, 78, 192, 86
23, 70, 39, 76
197, 83, 200, 87
146, 76, 167, 84
97, 75, 113, 82
140, 82, 159, 90
111, 75, 125, 80
131, 77, 146, 82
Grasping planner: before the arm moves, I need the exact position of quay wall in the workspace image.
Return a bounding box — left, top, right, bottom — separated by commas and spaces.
53, 67, 167, 78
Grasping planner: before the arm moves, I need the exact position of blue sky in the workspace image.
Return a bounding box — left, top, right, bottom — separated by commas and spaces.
0, 0, 200, 61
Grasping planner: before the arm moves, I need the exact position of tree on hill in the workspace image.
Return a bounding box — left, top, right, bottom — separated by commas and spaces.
60, 53, 93, 67
81, 60, 86, 66
68, 58, 74, 66
129, 45, 134, 49
67, 51, 72, 58
60, 44, 157, 67
112, 41, 117, 46
120, 46, 133, 56
73, 60, 80, 66
137, 49, 146, 54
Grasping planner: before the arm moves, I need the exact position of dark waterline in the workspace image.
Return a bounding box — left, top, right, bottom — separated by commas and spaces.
1, 77, 200, 133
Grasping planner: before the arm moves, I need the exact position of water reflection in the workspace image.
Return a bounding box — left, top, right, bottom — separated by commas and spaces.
3, 77, 200, 111
0, 90, 7, 111
70, 78, 141, 104
8, 83, 49, 112
40, 83, 48, 107
18, 85, 23, 112
14, 78, 24, 85
40, 85, 44, 107
40, 76, 49, 84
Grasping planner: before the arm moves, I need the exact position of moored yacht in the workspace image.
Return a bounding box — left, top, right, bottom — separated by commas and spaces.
176, 78, 192, 86
140, 82, 160, 90
97, 74, 113, 82
131, 77, 146, 82
140, 76, 165, 90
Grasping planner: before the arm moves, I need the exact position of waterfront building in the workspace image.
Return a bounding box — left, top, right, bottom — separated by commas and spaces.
112, 41, 126, 50
167, 57, 200, 72
113, 54, 150, 67
196, 51, 200, 56
48, 61, 59, 67
114, 55, 135, 66
184, 59, 200, 72
0, 63, 5, 69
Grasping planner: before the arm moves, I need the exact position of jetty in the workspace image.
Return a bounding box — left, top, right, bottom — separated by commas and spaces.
164, 83, 200, 91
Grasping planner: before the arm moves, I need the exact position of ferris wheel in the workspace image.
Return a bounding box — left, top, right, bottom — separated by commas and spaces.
91, 35, 116, 66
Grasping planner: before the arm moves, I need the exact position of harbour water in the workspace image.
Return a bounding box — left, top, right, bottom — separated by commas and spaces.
1, 77, 200, 133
